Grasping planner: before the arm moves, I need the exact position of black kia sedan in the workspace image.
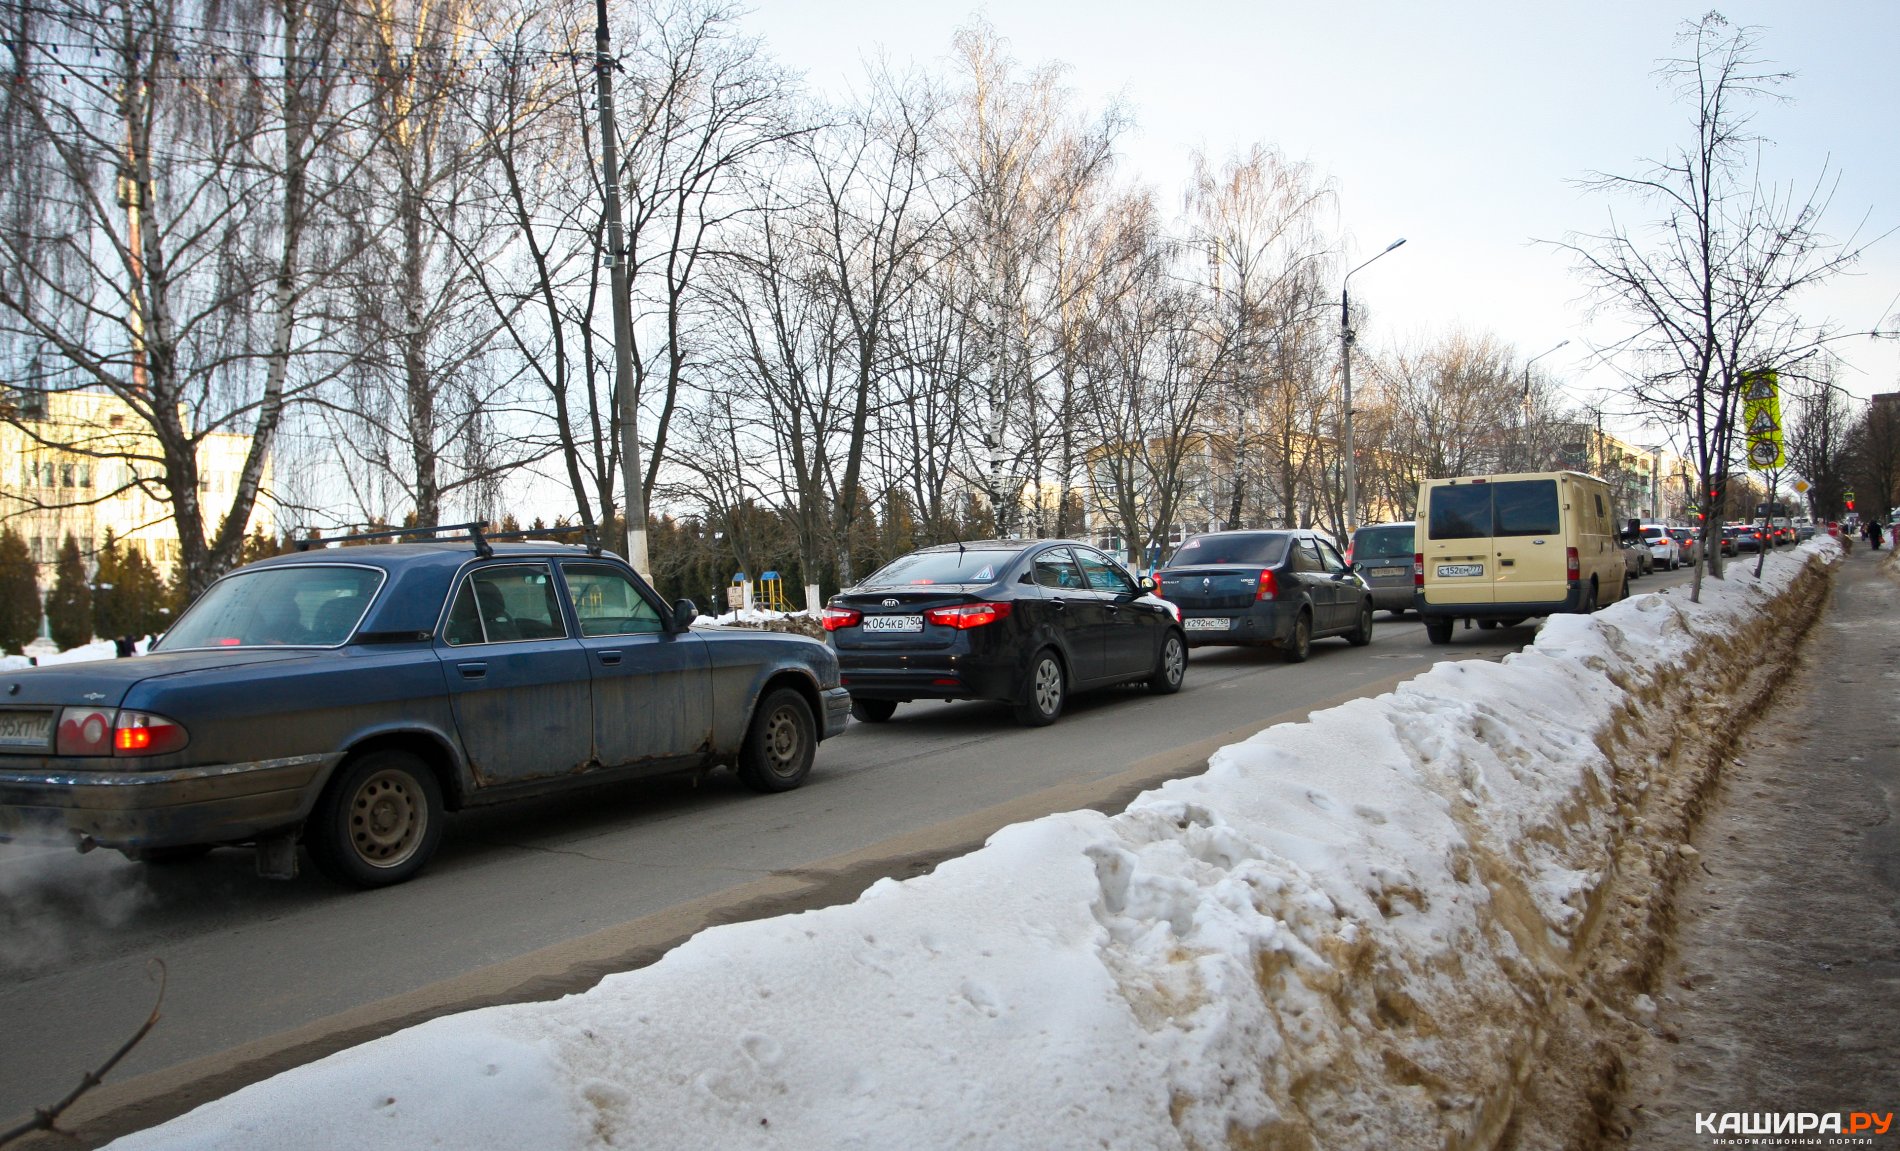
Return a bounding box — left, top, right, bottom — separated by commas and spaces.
823, 540, 1187, 726
1154, 529, 1374, 660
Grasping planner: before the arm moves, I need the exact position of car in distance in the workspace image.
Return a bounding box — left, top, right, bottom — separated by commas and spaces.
1620, 535, 1650, 580
1638, 523, 1682, 570
1666, 526, 1701, 565
1731, 523, 1765, 553
1348, 521, 1417, 616
1154, 529, 1373, 661
823, 540, 1186, 727
0, 524, 850, 888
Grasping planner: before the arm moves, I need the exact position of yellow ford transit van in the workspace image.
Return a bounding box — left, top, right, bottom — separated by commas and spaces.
1413, 470, 1625, 644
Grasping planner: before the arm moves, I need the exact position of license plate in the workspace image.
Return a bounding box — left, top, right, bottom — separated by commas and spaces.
1183, 617, 1231, 631
1371, 566, 1406, 577
0, 710, 54, 749
1436, 564, 1485, 578
861, 615, 923, 632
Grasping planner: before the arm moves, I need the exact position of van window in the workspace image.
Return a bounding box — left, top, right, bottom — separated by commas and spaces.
1494, 480, 1560, 536
1427, 486, 1493, 540
1354, 524, 1414, 556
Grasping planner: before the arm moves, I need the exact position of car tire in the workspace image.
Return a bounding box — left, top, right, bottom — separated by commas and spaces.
1424, 617, 1453, 646
308, 750, 444, 889
850, 698, 898, 724
1282, 609, 1312, 663
1147, 630, 1187, 694
1014, 649, 1066, 726
1578, 580, 1599, 614
738, 688, 816, 793
1347, 602, 1374, 647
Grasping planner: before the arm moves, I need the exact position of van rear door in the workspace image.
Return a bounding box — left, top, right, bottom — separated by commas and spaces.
1422, 482, 1495, 606
1490, 478, 1566, 603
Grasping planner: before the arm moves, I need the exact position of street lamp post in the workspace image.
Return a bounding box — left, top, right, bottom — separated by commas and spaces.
1520, 340, 1569, 470
1340, 237, 1406, 533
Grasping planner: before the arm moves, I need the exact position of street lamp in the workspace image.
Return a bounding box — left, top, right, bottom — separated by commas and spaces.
1520, 340, 1569, 470
1340, 237, 1406, 533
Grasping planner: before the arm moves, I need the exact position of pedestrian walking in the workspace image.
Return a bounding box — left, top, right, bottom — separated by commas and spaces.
1870, 521, 1884, 551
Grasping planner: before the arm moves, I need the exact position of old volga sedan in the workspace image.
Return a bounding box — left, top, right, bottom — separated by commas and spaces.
0, 527, 850, 888
1154, 529, 1375, 660
823, 539, 1187, 726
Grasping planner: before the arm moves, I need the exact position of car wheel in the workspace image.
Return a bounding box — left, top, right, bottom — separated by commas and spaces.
308, 750, 443, 889
1013, 649, 1066, 726
1424, 617, 1453, 646
1282, 609, 1312, 663
1578, 580, 1599, 614
738, 688, 816, 793
1347, 602, 1373, 647
1147, 630, 1187, 694
850, 698, 898, 724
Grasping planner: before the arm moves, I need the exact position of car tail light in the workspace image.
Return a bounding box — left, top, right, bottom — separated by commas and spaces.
1413, 553, 1425, 588
114, 711, 188, 756
924, 602, 1012, 629
57, 708, 116, 756
1344, 541, 1355, 564
1566, 546, 1581, 579
1256, 570, 1279, 601
1151, 572, 1164, 595
820, 606, 862, 631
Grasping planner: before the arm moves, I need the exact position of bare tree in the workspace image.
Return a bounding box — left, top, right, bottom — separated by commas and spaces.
1550, 13, 1883, 596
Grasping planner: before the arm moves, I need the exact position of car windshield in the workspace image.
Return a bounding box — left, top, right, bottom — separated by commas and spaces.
157, 565, 384, 649
1354, 525, 1414, 557
1164, 534, 1290, 567
857, 549, 1017, 588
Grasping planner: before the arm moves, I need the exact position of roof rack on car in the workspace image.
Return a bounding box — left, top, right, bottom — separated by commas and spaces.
292, 521, 602, 559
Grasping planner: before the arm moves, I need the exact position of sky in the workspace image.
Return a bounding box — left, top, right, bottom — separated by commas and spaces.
97, 542, 1829, 1150
733, 1, 1900, 444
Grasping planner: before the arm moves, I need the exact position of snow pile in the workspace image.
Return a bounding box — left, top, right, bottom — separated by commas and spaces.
107, 545, 1836, 1151
0, 638, 129, 671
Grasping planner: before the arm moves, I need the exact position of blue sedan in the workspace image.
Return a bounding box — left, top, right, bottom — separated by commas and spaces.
0, 526, 849, 887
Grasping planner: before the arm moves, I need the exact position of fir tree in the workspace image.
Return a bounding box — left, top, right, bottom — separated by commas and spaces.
0, 529, 41, 654
46, 534, 94, 651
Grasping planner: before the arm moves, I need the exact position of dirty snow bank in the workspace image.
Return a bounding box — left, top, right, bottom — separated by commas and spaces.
108, 545, 1837, 1151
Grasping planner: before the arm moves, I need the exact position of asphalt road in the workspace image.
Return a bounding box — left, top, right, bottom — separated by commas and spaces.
0, 566, 1695, 1143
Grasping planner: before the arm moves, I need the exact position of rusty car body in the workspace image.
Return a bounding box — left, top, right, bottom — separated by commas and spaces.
0, 526, 850, 887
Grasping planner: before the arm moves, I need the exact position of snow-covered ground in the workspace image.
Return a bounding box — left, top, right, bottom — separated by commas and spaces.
0, 637, 135, 671
102, 544, 1835, 1150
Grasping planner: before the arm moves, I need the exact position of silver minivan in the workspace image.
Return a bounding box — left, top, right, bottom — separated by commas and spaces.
1348, 521, 1417, 615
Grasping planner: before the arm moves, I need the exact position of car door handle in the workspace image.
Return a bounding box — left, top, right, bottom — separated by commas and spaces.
1049, 598, 1067, 611
1103, 603, 1120, 613
457, 662, 487, 680
597, 650, 622, 666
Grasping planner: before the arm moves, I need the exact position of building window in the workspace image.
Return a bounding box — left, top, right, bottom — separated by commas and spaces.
61, 462, 75, 488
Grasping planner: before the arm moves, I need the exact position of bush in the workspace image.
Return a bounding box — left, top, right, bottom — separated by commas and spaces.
46, 533, 93, 651
0, 529, 40, 654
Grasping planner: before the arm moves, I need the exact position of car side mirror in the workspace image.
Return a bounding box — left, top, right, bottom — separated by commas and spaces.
672, 598, 699, 629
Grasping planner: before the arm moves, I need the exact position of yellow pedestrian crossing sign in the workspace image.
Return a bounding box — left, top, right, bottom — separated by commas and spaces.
1741, 370, 1784, 471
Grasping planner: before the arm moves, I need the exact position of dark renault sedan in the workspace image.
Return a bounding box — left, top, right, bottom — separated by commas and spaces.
1155, 529, 1374, 661
823, 539, 1186, 727
0, 526, 850, 888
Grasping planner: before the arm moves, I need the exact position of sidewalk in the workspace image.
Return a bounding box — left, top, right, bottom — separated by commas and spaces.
1614, 545, 1900, 1145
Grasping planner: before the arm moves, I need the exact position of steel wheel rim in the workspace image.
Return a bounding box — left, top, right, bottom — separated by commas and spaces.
349, 768, 425, 869
1295, 614, 1310, 651
763, 704, 804, 777
1033, 659, 1062, 714
1163, 638, 1185, 684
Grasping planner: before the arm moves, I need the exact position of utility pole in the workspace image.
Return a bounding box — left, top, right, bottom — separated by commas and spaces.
596, 0, 649, 578
1339, 238, 1405, 533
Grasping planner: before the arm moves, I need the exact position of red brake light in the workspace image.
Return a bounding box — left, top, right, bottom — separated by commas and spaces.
1151, 572, 1164, 595
820, 606, 862, 631
1256, 570, 1279, 601
924, 602, 1012, 629
114, 712, 188, 756
1566, 546, 1581, 578
1413, 553, 1425, 588
56, 708, 116, 756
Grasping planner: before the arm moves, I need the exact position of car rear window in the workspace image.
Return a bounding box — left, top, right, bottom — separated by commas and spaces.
1493, 480, 1560, 537
858, 549, 1017, 587
1353, 525, 1414, 556
1163, 534, 1289, 567
159, 565, 384, 649
1427, 486, 1493, 540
